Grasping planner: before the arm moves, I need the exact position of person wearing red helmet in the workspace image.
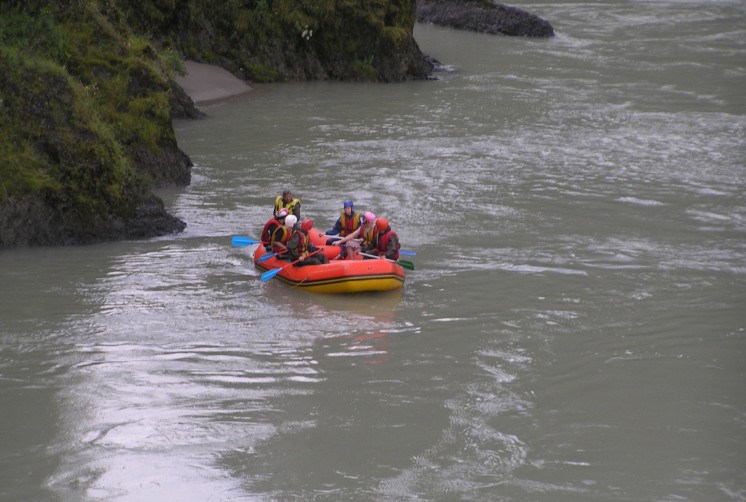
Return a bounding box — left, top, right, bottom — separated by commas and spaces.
261, 208, 288, 246
366, 217, 400, 260
286, 218, 329, 266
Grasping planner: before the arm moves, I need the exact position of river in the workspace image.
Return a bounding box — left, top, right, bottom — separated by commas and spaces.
1, 1, 745, 500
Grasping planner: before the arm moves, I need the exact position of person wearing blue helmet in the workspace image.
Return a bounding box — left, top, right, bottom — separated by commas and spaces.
325, 199, 362, 245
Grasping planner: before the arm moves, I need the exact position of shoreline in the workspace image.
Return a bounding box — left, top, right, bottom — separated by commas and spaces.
175, 61, 252, 104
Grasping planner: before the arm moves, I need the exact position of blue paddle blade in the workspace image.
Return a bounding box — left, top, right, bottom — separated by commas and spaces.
260, 267, 283, 282
258, 252, 275, 263
399, 249, 416, 256
232, 236, 258, 246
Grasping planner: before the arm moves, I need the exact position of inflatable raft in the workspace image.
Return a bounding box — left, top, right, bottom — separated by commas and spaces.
253, 228, 406, 293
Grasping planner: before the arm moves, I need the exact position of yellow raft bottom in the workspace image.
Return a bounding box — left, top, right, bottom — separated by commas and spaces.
269, 273, 404, 293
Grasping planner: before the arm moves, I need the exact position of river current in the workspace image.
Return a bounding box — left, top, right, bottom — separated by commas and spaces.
1, 1, 745, 500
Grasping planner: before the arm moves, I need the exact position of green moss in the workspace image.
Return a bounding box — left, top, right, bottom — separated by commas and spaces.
0, 1, 172, 223
352, 56, 378, 80
382, 25, 409, 49
1, 0, 427, 244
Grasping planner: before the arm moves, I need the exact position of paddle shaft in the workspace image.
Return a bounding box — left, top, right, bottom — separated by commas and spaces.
359, 252, 414, 270
260, 248, 323, 282
331, 235, 416, 256
258, 250, 287, 263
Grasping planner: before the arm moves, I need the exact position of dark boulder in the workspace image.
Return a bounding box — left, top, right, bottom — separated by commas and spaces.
416, 0, 554, 37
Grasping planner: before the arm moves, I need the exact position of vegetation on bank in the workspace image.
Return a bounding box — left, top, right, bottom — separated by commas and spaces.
118, 0, 430, 82
0, 0, 431, 246
0, 1, 190, 246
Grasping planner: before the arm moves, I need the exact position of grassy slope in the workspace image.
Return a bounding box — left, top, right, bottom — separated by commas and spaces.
0, 0, 428, 247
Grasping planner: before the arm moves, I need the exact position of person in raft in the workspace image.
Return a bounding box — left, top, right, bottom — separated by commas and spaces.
261, 208, 288, 248
270, 213, 297, 256
336, 211, 377, 260
287, 218, 329, 266
274, 189, 301, 219
325, 199, 362, 246
363, 217, 400, 261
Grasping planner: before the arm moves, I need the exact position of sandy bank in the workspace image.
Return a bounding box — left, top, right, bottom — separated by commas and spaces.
176, 61, 252, 104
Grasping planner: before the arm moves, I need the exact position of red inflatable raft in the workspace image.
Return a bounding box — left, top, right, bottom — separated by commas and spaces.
253, 228, 406, 293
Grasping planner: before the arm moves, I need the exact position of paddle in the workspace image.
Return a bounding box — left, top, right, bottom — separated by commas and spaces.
359, 252, 415, 271
260, 248, 323, 282
330, 236, 417, 256
258, 251, 286, 263
231, 236, 259, 247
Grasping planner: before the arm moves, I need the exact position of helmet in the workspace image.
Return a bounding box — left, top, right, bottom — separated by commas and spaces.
301, 218, 314, 232
276, 208, 289, 219
364, 211, 376, 224
343, 199, 354, 209
285, 215, 298, 228
376, 217, 389, 233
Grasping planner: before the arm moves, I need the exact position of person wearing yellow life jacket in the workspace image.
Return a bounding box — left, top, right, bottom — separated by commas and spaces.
287, 218, 328, 266
274, 189, 301, 219
270, 214, 296, 255
261, 208, 288, 247
366, 217, 400, 261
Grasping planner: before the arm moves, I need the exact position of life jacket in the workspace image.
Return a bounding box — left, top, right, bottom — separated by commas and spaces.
261, 217, 281, 244
339, 211, 361, 237
270, 226, 290, 253
288, 229, 310, 257
274, 196, 300, 216
375, 228, 400, 260
360, 224, 375, 247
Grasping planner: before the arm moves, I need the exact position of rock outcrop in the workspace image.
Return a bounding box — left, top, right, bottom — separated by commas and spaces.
416, 0, 554, 37
0, 0, 554, 248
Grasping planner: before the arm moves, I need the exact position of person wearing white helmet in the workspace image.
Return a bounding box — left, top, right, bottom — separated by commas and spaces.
286, 218, 329, 266
284, 214, 298, 229
269, 213, 297, 254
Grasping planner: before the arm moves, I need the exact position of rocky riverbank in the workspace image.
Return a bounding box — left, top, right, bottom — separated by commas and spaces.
0, 0, 553, 248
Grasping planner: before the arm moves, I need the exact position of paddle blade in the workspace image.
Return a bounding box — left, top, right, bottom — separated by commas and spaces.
232, 236, 258, 247
258, 252, 275, 263
399, 249, 416, 256
397, 260, 415, 271
260, 267, 283, 282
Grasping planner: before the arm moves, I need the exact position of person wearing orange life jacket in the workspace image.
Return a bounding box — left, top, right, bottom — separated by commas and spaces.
366, 217, 400, 261
324, 200, 362, 245
261, 208, 288, 247
336, 211, 377, 260
274, 189, 301, 219
287, 218, 329, 267
270, 214, 297, 255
